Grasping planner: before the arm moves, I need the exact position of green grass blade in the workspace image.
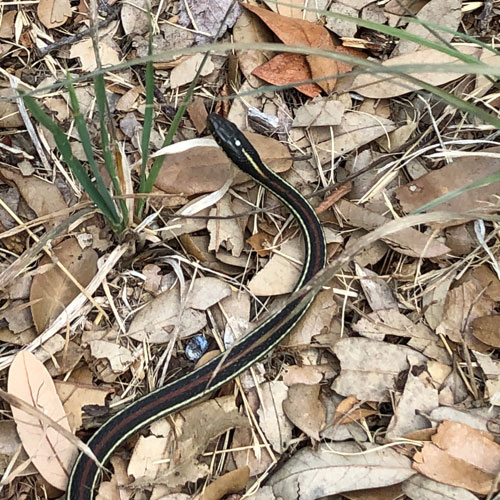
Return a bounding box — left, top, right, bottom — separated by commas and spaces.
20, 91, 121, 226
93, 73, 129, 227
66, 76, 118, 219
140, 14, 155, 193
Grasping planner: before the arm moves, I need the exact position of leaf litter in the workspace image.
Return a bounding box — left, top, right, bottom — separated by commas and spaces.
1, 0, 500, 499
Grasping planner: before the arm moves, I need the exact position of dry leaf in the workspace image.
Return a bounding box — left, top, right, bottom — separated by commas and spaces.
269, 442, 415, 499
336, 199, 450, 258
116, 86, 141, 112
392, 0, 461, 56
282, 365, 324, 386
287, 288, 339, 347
96, 455, 130, 500
352, 46, 480, 98
0, 420, 37, 475
332, 337, 427, 402
0, 166, 68, 228
37, 0, 72, 28
196, 466, 250, 500
257, 381, 293, 453
413, 420, 500, 494
355, 263, 398, 312
88, 340, 135, 381
207, 195, 245, 257
402, 474, 480, 500
283, 384, 326, 440
248, 238, 303, 296
0, 10, 16, 39
293, 97, 345, 126
70, 39, 120, 72
243, 3, 339, 92
127, 395, 248, 487
54, 380, 110, 431
233, 7, 275, 81
30, 237, 98, 333
8, 351, 77, 490
471, 315, 500, 348
436, 280, 495, 350
127, 277, 230, 343
385, 358, 439, 440
0, 89, 23, 128
187, 97, 208, 134
396, 147, 500, 216
156, 132, 291, 195
315, 112, 396, 161
252, 52, 323, 98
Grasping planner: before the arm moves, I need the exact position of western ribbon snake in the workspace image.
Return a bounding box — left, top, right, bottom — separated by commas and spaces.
68, 113, 326, 499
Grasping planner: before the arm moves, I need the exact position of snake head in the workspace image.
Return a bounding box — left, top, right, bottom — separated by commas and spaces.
207, 113, 260, 174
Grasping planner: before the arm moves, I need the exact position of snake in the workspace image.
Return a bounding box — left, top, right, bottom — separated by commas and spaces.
67, 113, 326, 499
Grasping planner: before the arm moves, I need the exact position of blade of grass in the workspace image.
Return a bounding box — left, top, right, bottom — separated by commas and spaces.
20, 91, 121, 228
136, 0, 240, 218
93, 72, 128, 229
140, 16, 155, 198
66, 75, 118, 220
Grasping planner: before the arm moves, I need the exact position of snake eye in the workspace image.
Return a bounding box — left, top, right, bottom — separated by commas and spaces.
234, 139, 241, 148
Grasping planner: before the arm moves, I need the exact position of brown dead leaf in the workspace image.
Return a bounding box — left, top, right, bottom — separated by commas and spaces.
315, 112, 396, 161
293, 97, 345, 126
128, 395, 248, 488
414, 420, 500, 494
466, 265, 500, 302
96, 455, 130, 500
0, 420, 37, 476
269, 442, 415, 499
0, 166, 68, 228
471, 315, 500, 348
8, 351, 77, 490
233, 7, 275, 81
334, 396, 378, 425
243, 3, 339, 92
70, 39, 120, 72
396, 147, 500, 216
344, 484, 404, 500
333, 337, 427, 402
287, 288, 339, 347
197, 466, 250, 500
392, 0, 461, 56
156, 132, 291, 195
54, 380, 111, 431
355, 263, 398, 312
336, 199, 450, 258
207, 195, 245, 257
436, 280, 495, 350
88, 339, 135, 382
115, 86, 141, 112
37, 0, 72, 28
0, 89, 23, 128
403, 474, 480, 500
252, 52, 322, 98
283, 383, 326, 440
385, 358, 439, 440
282, 365, 324, 386
0, 10, 16, 38
127, 277, 230, 343
352, 45, 480, 98
248, 238, 303, 296
30, 237, 98, 333
257, 381, 293, 453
